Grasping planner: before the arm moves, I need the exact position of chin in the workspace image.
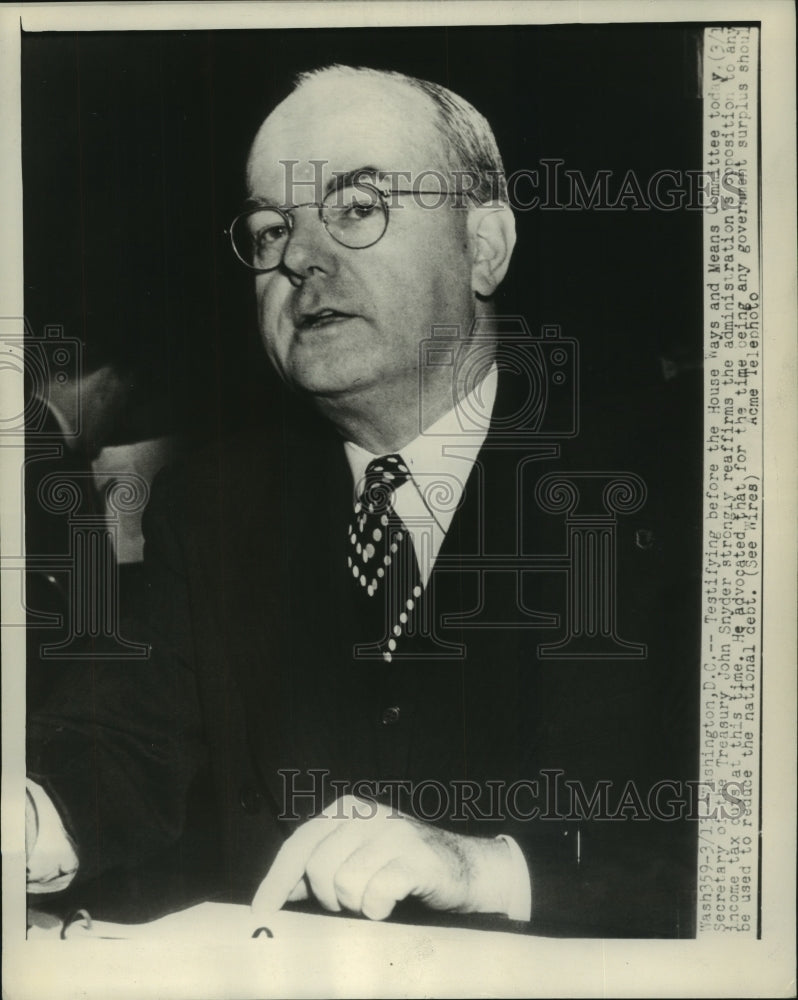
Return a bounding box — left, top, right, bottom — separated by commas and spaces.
287, 347, 382, 398
289, 365, 371, 399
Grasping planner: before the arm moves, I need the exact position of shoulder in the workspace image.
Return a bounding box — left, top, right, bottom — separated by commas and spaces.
149, 427, 274, 515
146, 403, 345, 532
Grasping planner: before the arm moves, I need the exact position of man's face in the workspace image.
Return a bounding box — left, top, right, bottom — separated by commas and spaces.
245, 76, 478, 411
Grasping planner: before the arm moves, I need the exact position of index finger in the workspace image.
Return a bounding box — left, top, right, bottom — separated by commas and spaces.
251, 795, 375, 916
251, 818, 328, 916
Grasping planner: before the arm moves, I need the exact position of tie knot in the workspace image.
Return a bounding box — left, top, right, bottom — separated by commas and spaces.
358, 454, 411, 511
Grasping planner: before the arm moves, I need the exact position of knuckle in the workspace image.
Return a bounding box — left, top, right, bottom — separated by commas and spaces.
361, 886, 391, 921
332, 869, 356, 903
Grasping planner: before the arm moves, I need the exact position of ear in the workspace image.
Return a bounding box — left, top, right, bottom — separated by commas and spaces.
467, 205, 517, 297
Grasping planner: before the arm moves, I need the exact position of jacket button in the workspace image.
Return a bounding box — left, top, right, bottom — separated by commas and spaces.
239, 785, 264, 814
381, 705, 401, 726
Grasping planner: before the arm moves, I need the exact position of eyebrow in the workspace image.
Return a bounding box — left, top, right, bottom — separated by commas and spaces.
326, 166, 381, 194
242, 165, 385, 212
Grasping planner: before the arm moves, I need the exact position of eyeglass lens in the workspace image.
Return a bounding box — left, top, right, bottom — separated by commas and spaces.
232, 183, 388, 270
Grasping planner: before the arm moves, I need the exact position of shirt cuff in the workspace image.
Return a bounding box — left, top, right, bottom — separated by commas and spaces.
26, 779, 79, 893
496, 834, 532, 921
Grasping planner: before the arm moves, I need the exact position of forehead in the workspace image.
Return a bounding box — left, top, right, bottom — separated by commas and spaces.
246, 75, 447, 201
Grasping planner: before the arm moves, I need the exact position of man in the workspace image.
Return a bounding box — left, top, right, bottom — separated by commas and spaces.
25, 347, 132, 710
27, 65, 698, 935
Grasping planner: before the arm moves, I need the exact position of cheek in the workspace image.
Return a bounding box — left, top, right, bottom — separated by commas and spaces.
255, 274, 283, 316
412, 244, 473, 317
415, 218, 472, 298
255, 279, 289, 354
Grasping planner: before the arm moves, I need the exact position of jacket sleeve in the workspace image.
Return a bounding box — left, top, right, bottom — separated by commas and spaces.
500, 665, 697, 938
26, 471, 208, 887
509, 812, 696, 937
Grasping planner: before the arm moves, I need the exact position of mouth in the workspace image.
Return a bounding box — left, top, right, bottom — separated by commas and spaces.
297, 308, 358, 331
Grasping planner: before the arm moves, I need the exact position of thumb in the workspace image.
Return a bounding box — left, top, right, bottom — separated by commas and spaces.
287, 876, 309, 903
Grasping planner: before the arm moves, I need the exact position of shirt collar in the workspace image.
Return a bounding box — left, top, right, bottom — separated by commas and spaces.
343, 363, 498, 493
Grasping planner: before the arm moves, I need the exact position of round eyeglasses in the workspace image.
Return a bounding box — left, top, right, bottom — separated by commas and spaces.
228, 181, 436, 272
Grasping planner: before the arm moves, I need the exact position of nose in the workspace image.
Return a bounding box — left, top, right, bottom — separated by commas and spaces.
280, 206, 339, 284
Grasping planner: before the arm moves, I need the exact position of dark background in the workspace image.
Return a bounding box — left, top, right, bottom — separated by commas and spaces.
22, 24, 704, 443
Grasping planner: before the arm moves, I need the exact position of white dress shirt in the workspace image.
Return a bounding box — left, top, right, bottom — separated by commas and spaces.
344, 366, 498, 587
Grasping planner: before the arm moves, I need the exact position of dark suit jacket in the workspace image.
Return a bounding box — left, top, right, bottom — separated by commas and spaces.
28, 366, 701, 936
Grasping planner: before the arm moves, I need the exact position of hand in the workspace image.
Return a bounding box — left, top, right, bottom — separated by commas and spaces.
25, 781, 79, 893
252, 795, 513, 922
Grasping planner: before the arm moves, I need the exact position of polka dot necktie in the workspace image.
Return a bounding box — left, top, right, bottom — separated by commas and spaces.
347, 454, 422, 662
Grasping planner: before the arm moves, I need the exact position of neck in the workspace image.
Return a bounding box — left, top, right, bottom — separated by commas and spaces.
312, 379, 437, 454
311, 335, 498, 454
